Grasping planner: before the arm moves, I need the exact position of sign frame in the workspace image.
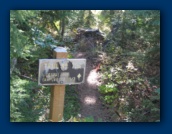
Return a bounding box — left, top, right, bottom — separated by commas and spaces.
38, 58, 86, 85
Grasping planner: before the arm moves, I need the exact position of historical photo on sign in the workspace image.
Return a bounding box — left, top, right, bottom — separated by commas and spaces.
38, 59, 86, 85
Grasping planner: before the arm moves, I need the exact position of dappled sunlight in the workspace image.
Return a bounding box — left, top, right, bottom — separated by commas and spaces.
75, 52, 86, 58
84, 96, 96, 105
126, 60, 138, 71
87, 69, 99, 86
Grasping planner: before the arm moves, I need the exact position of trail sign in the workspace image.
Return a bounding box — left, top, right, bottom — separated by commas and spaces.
38, 59, 86, 85
38, 47, 86, 122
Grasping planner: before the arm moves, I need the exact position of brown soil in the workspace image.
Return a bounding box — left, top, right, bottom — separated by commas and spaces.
74, 52, 109, 122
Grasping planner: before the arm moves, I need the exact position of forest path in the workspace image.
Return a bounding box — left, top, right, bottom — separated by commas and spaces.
74, 52, 108, 122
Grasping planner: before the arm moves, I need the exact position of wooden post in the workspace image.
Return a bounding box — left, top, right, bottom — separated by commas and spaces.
49, 47, 67, 122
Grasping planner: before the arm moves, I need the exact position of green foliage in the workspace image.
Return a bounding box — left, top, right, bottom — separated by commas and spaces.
10, 75, 50, 122
99, 83, 118, 104
10, 10, 160, 122
82, 116, 95, 122
10, 10, 38, 59
10, 76, 80, 122
10, 10, 53, 122
64, 85, 80, 120
10, 10, 82, 122
128, 89, 160, 122
98, 10, 160, 122
99, 83, 118, 94
32, 28, 58, 48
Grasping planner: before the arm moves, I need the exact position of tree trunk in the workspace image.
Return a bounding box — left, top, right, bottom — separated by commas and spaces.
60, 11, 65, 41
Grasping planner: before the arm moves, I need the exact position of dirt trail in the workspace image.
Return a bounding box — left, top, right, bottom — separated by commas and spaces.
74, 52, 108, 122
